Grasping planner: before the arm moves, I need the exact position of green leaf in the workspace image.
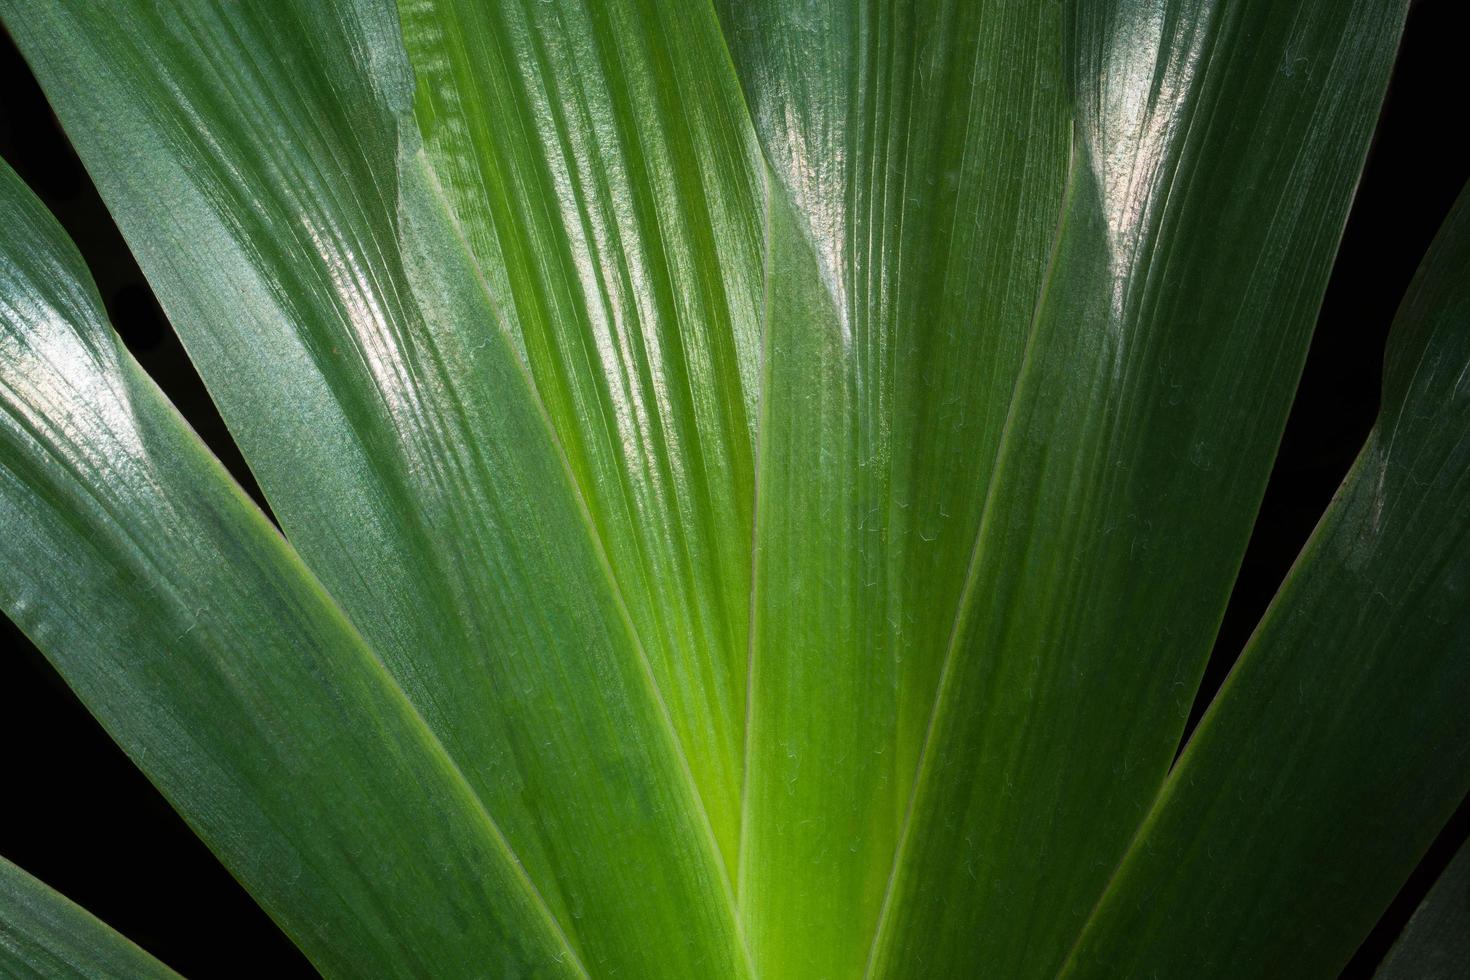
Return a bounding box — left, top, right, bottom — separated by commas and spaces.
0, 857, 178, 979
0, 0, 1450, 976
715, 1, 1405, 975
719, 5, 1070, 974
395, 0, 768, 875
1376, 837, 1470, 980
0, 158, 577, 977
0, 3, 746, 975
1060, 181, 1470, 979
871, 3, 1406, 974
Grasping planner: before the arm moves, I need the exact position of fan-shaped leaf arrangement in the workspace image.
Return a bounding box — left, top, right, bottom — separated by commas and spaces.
1, 1, 1466, 977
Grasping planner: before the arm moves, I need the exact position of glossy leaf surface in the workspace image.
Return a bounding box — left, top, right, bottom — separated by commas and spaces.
0, 858, 178, 979
399, 0, 767, 869
717, 1, 1405, 975
0, 2, 747, 975
0, 159, 576, 976
720, 4, 1069, 972
0, 0, 1457, 977
1062, 183, 1470, 979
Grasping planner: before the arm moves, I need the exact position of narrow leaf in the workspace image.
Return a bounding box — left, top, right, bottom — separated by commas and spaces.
1376, 836, 1470, 980
0, 3, 749, 973
398, 0, 768, 869
715, 1, 1404, 976
1061, 182, 1470, 980
0, 159, 577, 977
717, 2, 1071, 972
0, 857, 178, 979
870, 2, 1406, 973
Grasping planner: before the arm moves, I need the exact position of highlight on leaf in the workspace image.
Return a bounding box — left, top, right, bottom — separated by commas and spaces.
0, 1, 1464, 977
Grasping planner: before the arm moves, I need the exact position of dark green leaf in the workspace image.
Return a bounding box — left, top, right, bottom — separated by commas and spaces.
0, 3, 750, 974
1061, 182, 1470, 980
0, 857, 178, 979
1376, 836, 1470, 980
0, 1, 1446, 976
0, 158, 578, 977
715, 1, 1405, 975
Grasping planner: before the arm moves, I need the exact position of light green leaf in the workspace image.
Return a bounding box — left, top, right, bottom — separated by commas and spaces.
0, 856, 178, 979
0, 158, 577, 977
1060, 182, 1470, 979
396, 0, 768, 874
1377, 837, 1470, 980
715, 1, 1405, 976
1, 0, 1452, 976
0, 2, 745, 975
719, 4, 1070, 974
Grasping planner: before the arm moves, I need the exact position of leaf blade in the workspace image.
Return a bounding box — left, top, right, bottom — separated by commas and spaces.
396, 0, 769, 876
0, 857, 179, 980
714, 1, 1407, 976
866, 3, 1408, 974
0, 158, 580, 978
1060, 180, 1470, 980
0, 2, 748, 973
716, 2, 1072, 972
1376, 836, 1470, 980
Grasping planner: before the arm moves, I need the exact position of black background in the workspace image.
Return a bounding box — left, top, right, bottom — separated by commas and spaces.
1, 3, 1467, 976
